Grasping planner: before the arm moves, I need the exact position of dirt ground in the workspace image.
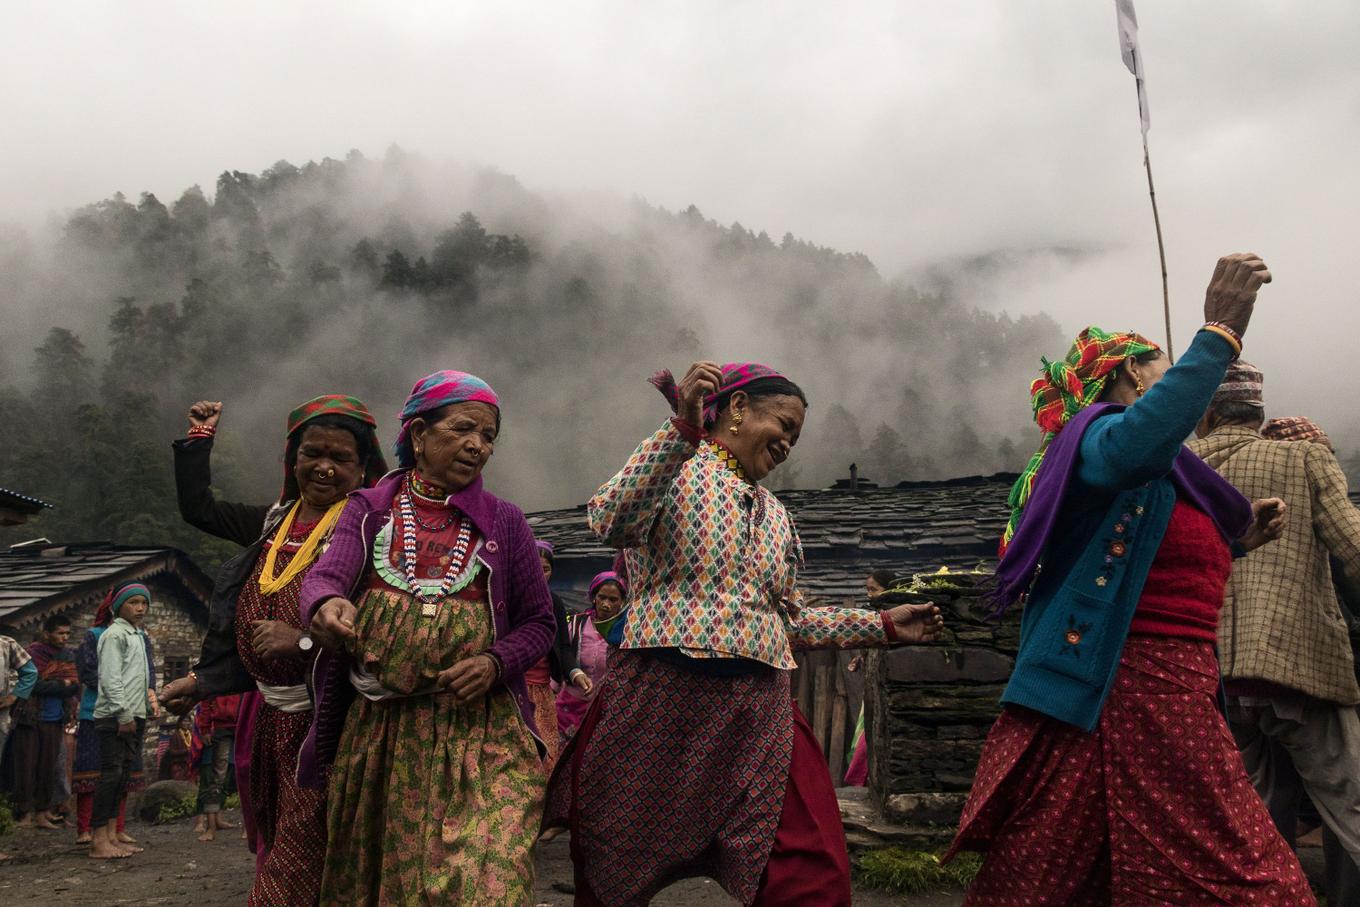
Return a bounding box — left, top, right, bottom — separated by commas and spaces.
0, 807, 965, 905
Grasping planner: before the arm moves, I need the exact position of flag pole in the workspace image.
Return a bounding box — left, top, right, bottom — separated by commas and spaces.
1142, 136, 1173, 362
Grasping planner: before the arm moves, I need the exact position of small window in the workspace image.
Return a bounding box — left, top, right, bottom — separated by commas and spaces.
163, 656, 190, 683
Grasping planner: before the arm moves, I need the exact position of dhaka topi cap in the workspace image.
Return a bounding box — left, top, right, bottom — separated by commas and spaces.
1211, 360, 1264, 410
394, 371, 500, 469
1263, 416, 1331, 450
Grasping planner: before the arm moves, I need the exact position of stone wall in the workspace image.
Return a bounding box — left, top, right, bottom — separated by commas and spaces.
865, 580, 1020, 838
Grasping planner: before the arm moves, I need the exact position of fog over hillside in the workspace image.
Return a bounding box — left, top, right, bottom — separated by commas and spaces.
0, 150, 1063, 563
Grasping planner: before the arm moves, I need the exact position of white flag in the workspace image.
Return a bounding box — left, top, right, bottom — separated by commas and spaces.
1115, 0, 1150, 137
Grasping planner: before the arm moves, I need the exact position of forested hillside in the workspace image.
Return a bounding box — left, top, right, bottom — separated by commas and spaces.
0, 148, 1062, 567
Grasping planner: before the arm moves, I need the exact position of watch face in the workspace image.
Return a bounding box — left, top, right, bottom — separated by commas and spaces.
298, 634, 314, 652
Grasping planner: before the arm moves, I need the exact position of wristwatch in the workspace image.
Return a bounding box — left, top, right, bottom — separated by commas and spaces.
297, 633, 315, 653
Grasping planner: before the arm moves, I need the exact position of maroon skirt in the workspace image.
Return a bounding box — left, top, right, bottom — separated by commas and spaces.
947, 635, 1314, 905
544, 649, 794, 906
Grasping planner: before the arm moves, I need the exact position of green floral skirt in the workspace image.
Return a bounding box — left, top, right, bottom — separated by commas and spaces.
319, 585, 545, 906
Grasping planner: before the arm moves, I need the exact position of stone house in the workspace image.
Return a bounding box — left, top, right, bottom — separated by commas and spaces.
526, 471, 1017, 605
0, 487, 52, 527
0, 542, 213, 685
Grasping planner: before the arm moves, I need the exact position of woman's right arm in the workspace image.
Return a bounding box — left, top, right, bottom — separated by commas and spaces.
300, 498, 369, 631
588, 420, 698, 548
174, 437, 272, 546
1079, 253, 1269, 490
1077, 329, 1237, 489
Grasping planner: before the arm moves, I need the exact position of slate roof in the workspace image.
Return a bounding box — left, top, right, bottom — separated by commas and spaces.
0, 543, 213, 631
526, 473, 1018, 603
0, 487, 53, 515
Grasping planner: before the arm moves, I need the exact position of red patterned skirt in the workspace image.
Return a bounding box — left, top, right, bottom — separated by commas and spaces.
946, 635, 1315, 905
544, 649, 795, 906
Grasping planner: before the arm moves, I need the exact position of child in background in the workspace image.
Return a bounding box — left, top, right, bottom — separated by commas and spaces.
195, 693, 240, 842
90, 588, 154, 859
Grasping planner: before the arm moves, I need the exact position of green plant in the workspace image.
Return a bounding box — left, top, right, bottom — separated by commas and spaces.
0, 796, 15, 836
855, 847, 982, 894
224, 793, 241, 810
155, 793, 199, 824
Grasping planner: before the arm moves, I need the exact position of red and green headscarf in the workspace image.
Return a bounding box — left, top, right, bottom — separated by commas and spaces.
1001, 326, 1160, 554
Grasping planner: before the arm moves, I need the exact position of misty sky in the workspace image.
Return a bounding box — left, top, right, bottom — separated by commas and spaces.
3, 1, 1358, 435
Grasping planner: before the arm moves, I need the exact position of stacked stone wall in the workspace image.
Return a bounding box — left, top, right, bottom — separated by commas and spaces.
865, 580, 1020, 836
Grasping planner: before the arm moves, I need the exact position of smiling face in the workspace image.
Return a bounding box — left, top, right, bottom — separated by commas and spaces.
717, 392, 806, 482
294, 425, 364, 508
592, 582, 625, 620
410, 402, 499, 491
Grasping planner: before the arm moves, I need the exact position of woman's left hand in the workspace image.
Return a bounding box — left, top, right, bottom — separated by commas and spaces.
885, 603, 946, 643
570, 671, 593, 695
1240, 497, 1288, 553
437, 654, 498, 704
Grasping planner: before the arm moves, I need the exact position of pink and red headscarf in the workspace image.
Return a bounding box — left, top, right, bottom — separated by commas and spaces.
394, 370, 500, 469
649, 362, 788, 429
589, 571, 627, 600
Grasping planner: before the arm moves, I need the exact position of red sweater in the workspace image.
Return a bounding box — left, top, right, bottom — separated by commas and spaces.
1129, 500, 1232, 641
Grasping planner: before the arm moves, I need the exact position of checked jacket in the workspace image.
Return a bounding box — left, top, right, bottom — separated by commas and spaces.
588, 420, 887, 669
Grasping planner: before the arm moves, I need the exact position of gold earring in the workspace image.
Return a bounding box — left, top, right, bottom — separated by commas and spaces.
729, 412, 743, 435
1135, 376, 1146, 397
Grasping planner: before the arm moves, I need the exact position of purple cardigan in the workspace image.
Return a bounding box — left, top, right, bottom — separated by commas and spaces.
295, 470, 556, 788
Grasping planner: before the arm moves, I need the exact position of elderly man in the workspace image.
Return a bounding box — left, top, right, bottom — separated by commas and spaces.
1191, 362, 1360, 903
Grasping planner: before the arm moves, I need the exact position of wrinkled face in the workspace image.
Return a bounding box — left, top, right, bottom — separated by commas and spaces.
723, 393, 806, 482
295, 425, 363, 508
592, 583, 625, 620
46, 624, 72, 646
866, 577, 887, 598
119, 595, 149, 624
540, 553, 554, 581
412, 402, 499, 491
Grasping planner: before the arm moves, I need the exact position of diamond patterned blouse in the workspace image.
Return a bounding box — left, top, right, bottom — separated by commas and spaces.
588, 420, 888, 670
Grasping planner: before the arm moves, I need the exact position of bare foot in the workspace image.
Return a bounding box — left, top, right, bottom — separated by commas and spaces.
75, 832, 92, 845
214, 816, 236, 829
538, 826, 564, 843
89, 842, 132, 859
116, 832, 138, 844
198, 830, 216, 843
193, 817, 206, 834
15, 815, 34, 829
33, 815, 61, 830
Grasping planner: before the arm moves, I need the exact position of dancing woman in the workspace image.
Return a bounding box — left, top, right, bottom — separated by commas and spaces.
545, 360, 943, 906
946, 254, 1314, 903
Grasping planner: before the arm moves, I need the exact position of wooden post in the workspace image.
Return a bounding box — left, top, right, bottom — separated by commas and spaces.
812, 653, 833, 757
828, 651, 849, 782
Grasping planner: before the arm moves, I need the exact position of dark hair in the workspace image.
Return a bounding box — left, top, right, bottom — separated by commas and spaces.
1098, 349, 1165, 402
1209, 399, 1266, 427
43, 614, 72, 632
288, 413, 381, 469
868, 569, 898, 590
712, 376, 808, 421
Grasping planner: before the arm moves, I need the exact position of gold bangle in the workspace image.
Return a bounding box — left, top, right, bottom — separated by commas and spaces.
1201, 324, 1242, 357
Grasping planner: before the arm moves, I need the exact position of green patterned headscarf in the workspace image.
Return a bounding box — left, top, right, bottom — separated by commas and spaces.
1000, 326, 1159, 554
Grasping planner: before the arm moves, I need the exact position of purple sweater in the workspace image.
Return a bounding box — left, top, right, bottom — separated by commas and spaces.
295, 470, 556, 788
